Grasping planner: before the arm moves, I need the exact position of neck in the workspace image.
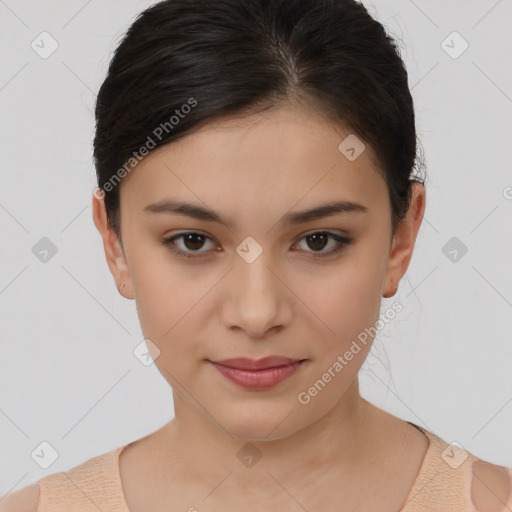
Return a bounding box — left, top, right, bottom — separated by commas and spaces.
164, 377, 374, 490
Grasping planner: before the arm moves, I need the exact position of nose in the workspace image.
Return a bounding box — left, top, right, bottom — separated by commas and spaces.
220, 253, 292, 339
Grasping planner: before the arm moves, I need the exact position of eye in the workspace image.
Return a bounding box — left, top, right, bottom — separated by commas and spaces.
162, 230, 353, 259
293, 231, 353, 257
162, 231, 218, 258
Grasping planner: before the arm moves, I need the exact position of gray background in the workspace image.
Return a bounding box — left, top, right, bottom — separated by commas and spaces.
1, 0, 511, 497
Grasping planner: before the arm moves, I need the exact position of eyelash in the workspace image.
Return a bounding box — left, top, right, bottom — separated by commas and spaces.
161, 231, 353, 259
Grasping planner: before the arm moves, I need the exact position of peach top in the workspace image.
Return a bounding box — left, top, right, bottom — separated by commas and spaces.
35, 423, 512, 511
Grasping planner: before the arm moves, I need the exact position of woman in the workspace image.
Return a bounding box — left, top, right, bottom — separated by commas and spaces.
3, 0, 511, 510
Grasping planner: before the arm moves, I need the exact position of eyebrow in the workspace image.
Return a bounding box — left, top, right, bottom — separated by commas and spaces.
143, 199, 368, 228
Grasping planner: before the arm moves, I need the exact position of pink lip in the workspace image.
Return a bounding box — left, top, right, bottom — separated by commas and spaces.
209, 356, 305, 389
212, 356, 303, 370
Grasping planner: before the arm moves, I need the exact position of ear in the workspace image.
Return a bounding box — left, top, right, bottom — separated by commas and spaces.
92, 188, 134, 299
382, 182, 426, 298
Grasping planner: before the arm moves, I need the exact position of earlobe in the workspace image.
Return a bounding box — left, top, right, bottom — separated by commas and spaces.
382, 279, 398, 298
91, 190, 134, 300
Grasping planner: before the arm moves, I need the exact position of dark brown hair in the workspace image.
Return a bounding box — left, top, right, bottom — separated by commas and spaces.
93, 0, 425, 238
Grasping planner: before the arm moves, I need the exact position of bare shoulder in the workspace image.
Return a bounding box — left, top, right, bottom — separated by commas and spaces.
0, 483, 40, 512
471, 460, 512, 511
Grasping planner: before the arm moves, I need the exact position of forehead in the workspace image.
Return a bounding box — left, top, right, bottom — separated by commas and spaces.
120, 103, 387, 218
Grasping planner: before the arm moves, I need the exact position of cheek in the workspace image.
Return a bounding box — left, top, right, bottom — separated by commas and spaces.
294, 265, 384, 407
128, 244, 203, 340
133, 271, 205, 382
309, 260, 385, 345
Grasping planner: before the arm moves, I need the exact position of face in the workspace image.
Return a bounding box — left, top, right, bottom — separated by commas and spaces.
93, 102, 424, 441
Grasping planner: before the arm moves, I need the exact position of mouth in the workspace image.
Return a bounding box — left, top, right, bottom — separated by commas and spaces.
208, 356, 307, 389
209, 356, 306, 370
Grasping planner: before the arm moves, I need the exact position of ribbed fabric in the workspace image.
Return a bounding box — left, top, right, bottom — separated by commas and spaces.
401, 424, 512, 511
35, 423, 512, 511
36, 445, 129, 512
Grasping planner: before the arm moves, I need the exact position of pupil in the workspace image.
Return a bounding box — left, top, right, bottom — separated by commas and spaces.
308, 233, 327, 251
185, 233, 204, 250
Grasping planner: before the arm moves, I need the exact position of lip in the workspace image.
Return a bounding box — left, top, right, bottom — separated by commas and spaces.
211, 356, 303, 370
208, 357, 306, 389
